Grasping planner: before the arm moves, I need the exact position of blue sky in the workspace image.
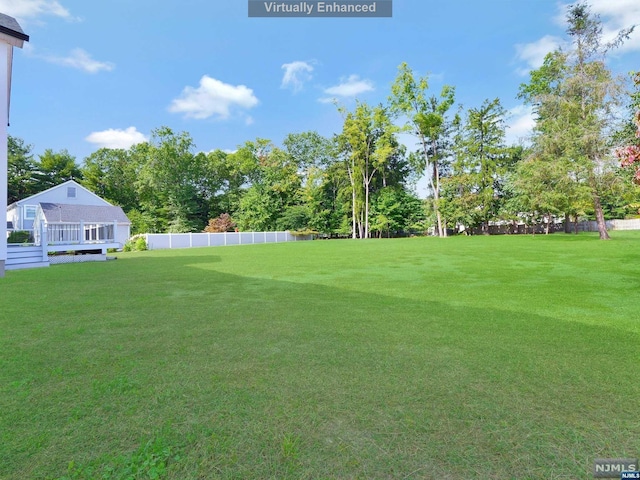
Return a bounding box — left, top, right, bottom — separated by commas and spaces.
3, 0, 639, 184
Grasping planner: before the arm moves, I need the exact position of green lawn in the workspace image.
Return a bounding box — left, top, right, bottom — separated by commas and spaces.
1, 233, 639, 479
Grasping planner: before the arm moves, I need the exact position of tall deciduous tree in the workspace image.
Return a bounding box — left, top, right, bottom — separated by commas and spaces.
337, 101, 399, 239
137, 127, 207, 232
283, 131, 339, 232
204, 149, 252, 219
234, 139, 302, 231
7, 135, 37, 204
390, 62, 455, 237
318, 158, 351, 236
511, 154, 590, 234
81, 147, 141, 212
519, 3, 633, 240
370, 186, 425, 238
283, 131, 334, 178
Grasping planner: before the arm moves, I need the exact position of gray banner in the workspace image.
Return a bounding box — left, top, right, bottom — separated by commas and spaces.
248, 1, 392, 17
593, 459, 639, 478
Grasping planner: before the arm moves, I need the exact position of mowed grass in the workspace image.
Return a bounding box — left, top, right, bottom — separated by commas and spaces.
1, 233, 639, 479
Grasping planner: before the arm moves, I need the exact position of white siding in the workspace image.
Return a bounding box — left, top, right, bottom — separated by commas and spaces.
0, 42, 8, 272
115, 224, 130, 246
6, 204, 18, 229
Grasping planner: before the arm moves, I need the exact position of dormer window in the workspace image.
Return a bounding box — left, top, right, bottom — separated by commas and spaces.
67, 186, 77, 198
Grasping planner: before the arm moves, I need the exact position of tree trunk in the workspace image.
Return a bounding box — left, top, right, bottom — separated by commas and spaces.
573, 215, 579, 234
564, 213, 571, 233
545, 213, 551, 235
592, 193, 610, 240
436, 211, 445, 237
433, 162, 444, 237
364, 179, 370, 239
347, 165, 357, 239
351, 188, 357, 239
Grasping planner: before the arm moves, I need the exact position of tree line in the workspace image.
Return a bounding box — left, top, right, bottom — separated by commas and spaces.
8, 4, 640, 239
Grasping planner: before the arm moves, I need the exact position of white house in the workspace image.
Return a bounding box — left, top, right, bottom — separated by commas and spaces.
7, 180, 131, 246
0, 12, 28, 277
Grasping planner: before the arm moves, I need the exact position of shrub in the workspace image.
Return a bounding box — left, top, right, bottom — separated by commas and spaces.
7, 230, 32, 244
135, 236, 147, 251
123, 234, 148, 252
204, 213, 236, 233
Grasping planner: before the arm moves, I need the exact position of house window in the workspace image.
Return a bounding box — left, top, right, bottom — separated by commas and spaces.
24, 205, 37, 220
67, 187, 77, 198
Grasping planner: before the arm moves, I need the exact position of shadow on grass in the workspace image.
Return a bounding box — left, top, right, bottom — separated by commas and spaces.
1, 253, 638, 479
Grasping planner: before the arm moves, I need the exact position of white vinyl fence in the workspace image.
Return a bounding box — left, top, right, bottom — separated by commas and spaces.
144, 231, 312, 250
576, 219, 640, 232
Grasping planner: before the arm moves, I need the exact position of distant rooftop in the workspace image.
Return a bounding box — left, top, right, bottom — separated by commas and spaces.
0, 13, 29, 42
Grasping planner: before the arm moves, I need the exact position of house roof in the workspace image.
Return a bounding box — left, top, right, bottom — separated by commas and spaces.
8, 180, 113, 207
0, 13, 29, 42
0, 13, 28, 126
39, 203, 131, 224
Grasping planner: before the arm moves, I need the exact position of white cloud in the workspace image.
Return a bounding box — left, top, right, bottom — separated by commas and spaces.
552, 1, 640, 51
203, 148, 237, 155
318, 74, 375, 103
42, 48, 114, 73
168, 75, 259, 120
506, 105, 535, 145
516, 1, 640, 75
281, 61, 314, 93
584, 0, 640, 52
514, 35, 564, 75
0, 0, 75, 22
588, 0, 640, 23
85, 127, 148, 149
324, 74, 374, 97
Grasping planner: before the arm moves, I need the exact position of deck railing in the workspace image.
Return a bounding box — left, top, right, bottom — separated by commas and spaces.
33, 221, 118, 246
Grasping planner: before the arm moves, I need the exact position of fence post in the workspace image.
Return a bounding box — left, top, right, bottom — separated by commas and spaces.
113, 221, 118, 243
41, 220, 48, 262
79, 220, 84, 244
